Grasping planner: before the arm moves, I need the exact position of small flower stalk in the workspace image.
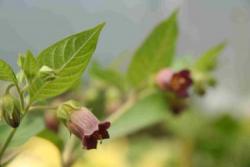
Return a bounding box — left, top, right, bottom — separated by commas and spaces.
156, 68, 193, 97
67, 108, 110, 149
0, 93, 21, 128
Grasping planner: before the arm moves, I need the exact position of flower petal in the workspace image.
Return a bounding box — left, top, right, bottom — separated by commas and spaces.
83, 135, 98, 150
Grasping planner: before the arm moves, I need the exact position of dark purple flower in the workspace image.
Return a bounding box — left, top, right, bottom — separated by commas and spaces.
156, 68, 193, 97
67, 107, 110, 150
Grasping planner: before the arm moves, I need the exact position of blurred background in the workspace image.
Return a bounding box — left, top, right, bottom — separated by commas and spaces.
1, 0, 250, 113
1, 0, 250, 167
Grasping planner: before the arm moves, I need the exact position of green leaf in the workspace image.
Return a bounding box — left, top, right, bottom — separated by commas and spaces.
127, 10, 178, 87
29, 23, 105, 102
166, 110, 208, 138
89, 61, 126, 90
194, 42, 226, 72
0, 116, 44, 148
18, 50, 39, 82
0, 60, 17, 84
109, 92, 168, 138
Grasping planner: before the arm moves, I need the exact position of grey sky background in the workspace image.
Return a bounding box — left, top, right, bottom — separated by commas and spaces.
0, 0, 250, 113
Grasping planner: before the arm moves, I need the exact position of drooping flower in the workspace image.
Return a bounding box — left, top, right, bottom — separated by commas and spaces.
156, 68, 193, 97
67, 107, 110, 150
0, 93, 21, 128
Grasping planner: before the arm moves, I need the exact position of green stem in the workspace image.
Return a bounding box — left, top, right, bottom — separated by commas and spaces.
108, 93, 136, 123
0, 128, 17, 166
5, 84, 15, 94
20, 85, 29, 94
62, 136, 77, 167
0, 84, 27, 165
29, 105, 57, 111
180, 139, 193, 167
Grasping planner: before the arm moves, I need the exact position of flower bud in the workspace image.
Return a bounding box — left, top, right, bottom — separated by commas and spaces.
67, 107, 110, 150
192, 71, 217, 96
155, 68, 193, 97
1, 93, 21, 128
155, 69, 174, 90
44, 111, 60, 133
193, 81, 206, 96
207, 76, 217, 87
39, 65, 57, 81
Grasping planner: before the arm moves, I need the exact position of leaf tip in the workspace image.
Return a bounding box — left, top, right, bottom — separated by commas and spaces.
95, 22, 106, 31
219, 41, 227, 49
213, 41, 227, 54
173, 8, 180, 16
25, 49, 33, 55
162, 8, 179, 25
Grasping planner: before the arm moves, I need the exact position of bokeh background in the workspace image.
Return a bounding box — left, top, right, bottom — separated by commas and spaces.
1, 0, 250, 114
1, 1, 250, 167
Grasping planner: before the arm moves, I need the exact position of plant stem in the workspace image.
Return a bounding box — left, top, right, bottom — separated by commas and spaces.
0, 84, 27, 165
0, 128, 17, 166
5, 84, 15, 94
108, 93, 136, 123
180, 139, 193, 167
62, 136, 77, 167
29, 105, 57, 111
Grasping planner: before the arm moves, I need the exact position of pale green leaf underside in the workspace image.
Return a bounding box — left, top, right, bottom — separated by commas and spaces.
194, 42, 226, 72
109, 92, 168, 138
0, 59, 17, 84
29, 23, 105, 102
127, 10, 178, 87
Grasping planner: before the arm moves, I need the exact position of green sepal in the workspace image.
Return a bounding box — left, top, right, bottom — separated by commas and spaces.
57, 100, 81, 121
0, 93, 21, 128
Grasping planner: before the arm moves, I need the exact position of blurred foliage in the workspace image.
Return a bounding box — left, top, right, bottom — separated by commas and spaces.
109, 92, 168, 138
89, 61, 127, 92
127, 10, 178, 87
0, 8, 241, 167
69, 111, 250, 167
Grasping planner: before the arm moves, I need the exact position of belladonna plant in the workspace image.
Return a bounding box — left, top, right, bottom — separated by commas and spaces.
56, 100, 111, 149
154, 68, 193, 115
0, 23, 107, 165
155, 68, 193, 97
67, 108, 110, 149
0, 10, 225, 166
1, 89, 21, 128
